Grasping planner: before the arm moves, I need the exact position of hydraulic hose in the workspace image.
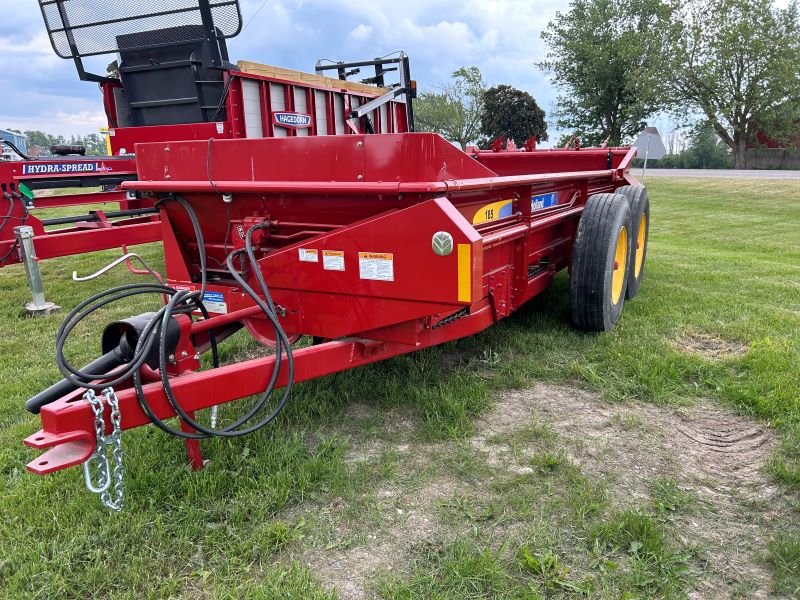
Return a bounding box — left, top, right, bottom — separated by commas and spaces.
48, 194, 294, 440
0, 192, 27, 265
2, 139, 32, 161
131, 223, 294, 439
0, 238, 20, 265
1, 192, 15, 233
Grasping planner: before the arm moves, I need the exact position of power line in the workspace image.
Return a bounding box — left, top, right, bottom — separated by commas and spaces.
241, 0, 271, 33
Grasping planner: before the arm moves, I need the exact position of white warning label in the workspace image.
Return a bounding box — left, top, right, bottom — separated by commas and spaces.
359, 252, 394, 281
299, 248, 319, 262
323, 250, 345, 271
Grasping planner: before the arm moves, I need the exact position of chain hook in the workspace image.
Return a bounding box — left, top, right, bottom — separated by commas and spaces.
82, 389, 111, 493
81, 387, 125, 512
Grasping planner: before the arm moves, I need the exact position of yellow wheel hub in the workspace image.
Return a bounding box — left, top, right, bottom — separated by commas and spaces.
635, 213, 646, 277
611, 226, 627, 305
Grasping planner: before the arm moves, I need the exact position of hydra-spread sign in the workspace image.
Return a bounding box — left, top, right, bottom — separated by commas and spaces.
21, 162, 112, 175
273, 112, 312, 129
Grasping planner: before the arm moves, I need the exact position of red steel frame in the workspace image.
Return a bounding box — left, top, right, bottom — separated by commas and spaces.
0, 156, 164, 266
24, 132, 637, 476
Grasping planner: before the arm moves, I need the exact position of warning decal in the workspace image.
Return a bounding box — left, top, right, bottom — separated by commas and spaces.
323, 250, 345, 271
202, 291, 227, 314
299, 248, 319, 262
358, 252, 394, 281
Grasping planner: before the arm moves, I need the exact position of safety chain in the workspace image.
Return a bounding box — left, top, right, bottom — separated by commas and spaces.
81, 388, 125, 512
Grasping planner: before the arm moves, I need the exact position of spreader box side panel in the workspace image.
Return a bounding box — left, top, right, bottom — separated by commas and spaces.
259, 197, 482, 305
132, 133, 498, 186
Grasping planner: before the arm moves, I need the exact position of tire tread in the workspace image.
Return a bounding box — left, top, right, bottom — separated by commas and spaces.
570, 193, 632, 331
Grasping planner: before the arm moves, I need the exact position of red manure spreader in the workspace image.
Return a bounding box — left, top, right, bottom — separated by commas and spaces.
21, 1, 650, 510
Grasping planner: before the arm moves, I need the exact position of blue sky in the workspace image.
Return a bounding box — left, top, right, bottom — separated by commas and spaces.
0, 0, 569, 140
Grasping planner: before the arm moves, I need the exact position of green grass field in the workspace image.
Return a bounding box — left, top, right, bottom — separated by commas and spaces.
0, 178, 798, 598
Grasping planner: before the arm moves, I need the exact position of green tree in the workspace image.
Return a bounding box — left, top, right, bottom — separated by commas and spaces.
23, 130, 65, 149
74, 133, 107, 156
685, 122, 734, 169
479, 85, 548, 147
414, 67, 486, 150
19, 130, 108, 155
665, 0, 800, 168
540, 0, 677, 146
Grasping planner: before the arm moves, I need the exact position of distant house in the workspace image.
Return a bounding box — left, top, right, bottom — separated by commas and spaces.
27, 144, 48, 159
747, 120, 800, 169
754, 125, 800, 149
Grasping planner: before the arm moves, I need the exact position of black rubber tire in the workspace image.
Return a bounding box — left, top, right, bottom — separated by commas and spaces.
570, 193, 632, 332
614, 185, 650, 299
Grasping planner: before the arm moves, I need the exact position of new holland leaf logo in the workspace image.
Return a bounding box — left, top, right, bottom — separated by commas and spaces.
432, 231, 454, 256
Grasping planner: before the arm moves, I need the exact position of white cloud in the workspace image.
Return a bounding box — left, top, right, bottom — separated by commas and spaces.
0, 0, 572, 140
348, 24, 374, 41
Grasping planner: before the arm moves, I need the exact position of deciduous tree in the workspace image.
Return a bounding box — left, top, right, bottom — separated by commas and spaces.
22, 130, 65, 149
540, 0, 676, 146
414, 67, 486, 150
479, 85, 548, 147
665, 0, 800, 168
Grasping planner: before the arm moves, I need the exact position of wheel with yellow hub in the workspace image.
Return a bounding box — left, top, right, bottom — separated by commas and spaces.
570, 193, 632, 332
614, 185, 650, 299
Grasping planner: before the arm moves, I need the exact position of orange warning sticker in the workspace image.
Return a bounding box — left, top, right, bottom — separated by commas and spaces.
323, 250, 345, 271
358, 252, 394, 281
298, 248, 318, 262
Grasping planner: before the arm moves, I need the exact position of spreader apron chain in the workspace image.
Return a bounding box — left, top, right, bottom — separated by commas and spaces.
82, 388, 125, 512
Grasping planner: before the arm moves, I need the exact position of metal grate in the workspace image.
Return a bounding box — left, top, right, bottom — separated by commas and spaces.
39, 0, 242, 58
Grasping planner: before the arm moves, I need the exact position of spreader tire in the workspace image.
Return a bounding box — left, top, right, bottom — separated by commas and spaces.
570, 193, 632, 332
614, 185, 650, 299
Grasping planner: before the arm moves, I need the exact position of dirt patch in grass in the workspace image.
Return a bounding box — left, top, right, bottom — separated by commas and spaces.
673, 332, 748, 360
502, 384, 783, 599
502, 385, 776, 499
297, 404, 454, 598
296, 404, 478, 599
301, 479, 458, 600
292, 386, 786, 599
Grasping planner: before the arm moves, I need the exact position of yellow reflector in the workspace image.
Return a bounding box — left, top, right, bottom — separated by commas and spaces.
458, 244, 471, 303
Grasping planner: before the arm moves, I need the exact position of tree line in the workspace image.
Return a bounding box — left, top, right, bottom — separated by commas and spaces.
4, 129, 108, 156
416, 0, 800, 169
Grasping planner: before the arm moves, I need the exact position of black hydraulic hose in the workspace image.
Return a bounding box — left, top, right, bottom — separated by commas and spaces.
56, 283, 199, 389
1, 193, 14, 233
54, 193, 211, 390
131, 230, 294, 439
47, 193, 294, 440
244, 223, 277, 311
0, 241, 19, 265
3, 139, 32, 161
0, 194, 27, 265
